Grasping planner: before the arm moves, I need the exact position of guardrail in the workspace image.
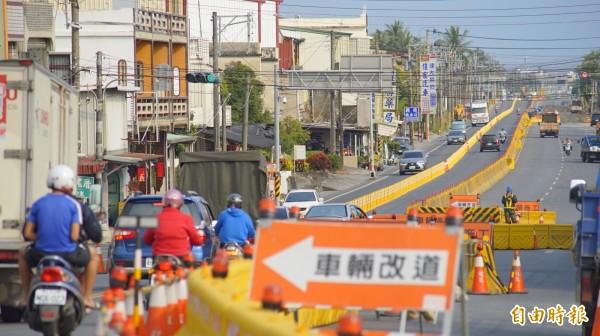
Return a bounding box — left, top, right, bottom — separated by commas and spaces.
348, 100, 518, 211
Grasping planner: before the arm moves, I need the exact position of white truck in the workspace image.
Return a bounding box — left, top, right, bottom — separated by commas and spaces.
0, 60, 79, 322
470, 100, 490, 126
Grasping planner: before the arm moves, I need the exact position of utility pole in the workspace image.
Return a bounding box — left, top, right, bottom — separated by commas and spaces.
222, 98, 227, 151
212, 12, 221, 151
274, 64, 280, 170
95, 51, 103, 160
71, 0, 80, 88
424, 28, 430, 140
330, 31, 336, 154
407, 45, 414, 144
338, 88, 343, 156
242, 73, 251, 150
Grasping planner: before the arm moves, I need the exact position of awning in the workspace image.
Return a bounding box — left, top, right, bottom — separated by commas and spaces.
77, 156, 107, 175
167, 133, 197, 145
103, 152, 163, 164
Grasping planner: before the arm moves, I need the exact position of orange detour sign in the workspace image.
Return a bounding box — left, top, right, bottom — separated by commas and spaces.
250, 221, 462, 311
449, 194, 479, 208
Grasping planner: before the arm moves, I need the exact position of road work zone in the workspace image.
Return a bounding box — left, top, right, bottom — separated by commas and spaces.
250, 220, 464, 335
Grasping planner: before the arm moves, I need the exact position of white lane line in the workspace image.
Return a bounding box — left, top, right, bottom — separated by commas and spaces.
539, 198, 544, 202
544, 250, 554, 254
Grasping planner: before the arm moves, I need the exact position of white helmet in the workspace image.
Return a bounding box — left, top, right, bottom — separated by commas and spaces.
47, 165, 76, 192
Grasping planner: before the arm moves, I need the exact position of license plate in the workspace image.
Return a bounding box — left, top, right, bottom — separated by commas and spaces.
487, 142, 493, 145
409, 166, 416, 170
453, 139, 458, 142
145, 257, 153, 268
34, 289, 67, 305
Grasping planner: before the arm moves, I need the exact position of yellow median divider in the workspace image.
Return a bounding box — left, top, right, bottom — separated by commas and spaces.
176, 260, 341, 336
492, 224, 573, 250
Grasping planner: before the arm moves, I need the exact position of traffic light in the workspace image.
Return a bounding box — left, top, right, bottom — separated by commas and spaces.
185, 72, 221, 84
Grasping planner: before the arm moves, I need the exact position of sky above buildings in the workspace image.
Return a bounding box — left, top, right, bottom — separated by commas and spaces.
279, 0, 600, 71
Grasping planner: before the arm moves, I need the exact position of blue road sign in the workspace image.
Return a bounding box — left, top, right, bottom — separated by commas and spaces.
404, 107, 420, 122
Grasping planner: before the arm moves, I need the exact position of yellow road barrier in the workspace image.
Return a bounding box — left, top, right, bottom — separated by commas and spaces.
492, 224, 573, 250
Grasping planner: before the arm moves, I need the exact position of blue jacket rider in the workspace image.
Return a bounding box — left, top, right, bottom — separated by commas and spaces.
215, 193, 256, 247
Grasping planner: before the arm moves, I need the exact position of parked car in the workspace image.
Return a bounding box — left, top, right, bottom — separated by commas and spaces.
283, 189, 324, 214
303, 203, 368, 221
447, 130, 467, 145
108, 191, 216, 277
399, 149, 428, 175
391, 136, 413, 154
480, 134, 501, 152
591, 114, 600, 127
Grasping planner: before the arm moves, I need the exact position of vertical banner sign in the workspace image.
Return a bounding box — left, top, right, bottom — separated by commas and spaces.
420, 56, 431, 115
370, 92, 376, 120
0, 75, 7, 139
137, 167, 146, 182
382, 89, 396, 112
428, 54, 437, 115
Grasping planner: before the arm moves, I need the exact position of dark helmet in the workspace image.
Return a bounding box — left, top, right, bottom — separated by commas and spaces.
227, 193, 243, 209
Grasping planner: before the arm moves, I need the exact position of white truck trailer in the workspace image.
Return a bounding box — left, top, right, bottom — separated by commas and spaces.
0, 60, 79, 322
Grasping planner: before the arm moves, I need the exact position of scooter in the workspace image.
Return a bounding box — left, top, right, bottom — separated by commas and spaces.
26, 255, 85, 336
222, 242, 244, 259
499, 135, 506, 144
564, 143, 572, 156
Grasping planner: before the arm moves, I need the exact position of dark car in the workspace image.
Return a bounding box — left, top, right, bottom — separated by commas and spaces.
447, 130, 467, 145
591, 114, 600, 127
275, 206, 290, 219
108, 191, 216, 276
480, 134, 500, 152
391, 137, 413, 154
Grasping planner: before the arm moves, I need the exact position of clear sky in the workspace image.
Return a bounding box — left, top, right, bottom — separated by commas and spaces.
279, 0, 600, 71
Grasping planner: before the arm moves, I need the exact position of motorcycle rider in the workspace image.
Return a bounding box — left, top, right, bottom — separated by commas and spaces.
563, 138, 573, 153
498, 128, 507, 139
215, 193, 256, 248
18, 165, 91, 307
501, 186, 519, 224
516, 107, 521, 115
144, 189, 206, 259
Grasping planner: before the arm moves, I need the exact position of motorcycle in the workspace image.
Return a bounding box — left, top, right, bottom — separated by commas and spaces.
499, 134, 506, 144
564, 143, 572, 156
222, 242, 245, 259
26, 255, 84, 336
149, 254, 184, 286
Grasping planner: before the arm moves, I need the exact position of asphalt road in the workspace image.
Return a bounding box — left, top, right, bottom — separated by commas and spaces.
4, 102, 594, 335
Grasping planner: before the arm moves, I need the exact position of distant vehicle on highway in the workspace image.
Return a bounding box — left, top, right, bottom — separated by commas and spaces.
108, 192, 217, 276
470, 101, 490, 126
591, 113, 600, 127
579, 135, 600, 163
283, 189, 324, 214
480, 134, 500, 152
451, 120, 467, 134
303, 203, 368, 221
399, 149, 428, 175
447, 130, 467, 145
391, 136, 413, 154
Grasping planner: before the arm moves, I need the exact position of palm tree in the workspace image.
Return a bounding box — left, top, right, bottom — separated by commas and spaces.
371, 29, 386, 51
442, 26, 471, 58
383, 20, 413, 52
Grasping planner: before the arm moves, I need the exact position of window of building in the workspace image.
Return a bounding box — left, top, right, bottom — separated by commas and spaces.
136, 61, 143, 89
118, 60, 127, 86
49, 54, 71, 84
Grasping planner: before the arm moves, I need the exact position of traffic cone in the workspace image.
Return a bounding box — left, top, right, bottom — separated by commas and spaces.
468, 251, 491, 295
95, 306, 107, 336
125, 288, 146, 336
97, 243, 107, 274
508, 251, 527, 294
337, 313, 362, 336
539, 214, 544, 224
164, 269, 180, 334
515, 212, 520, 224
113, 287, 127, 321
176, 267, 188, 327
120, 319, 136, 336
146, 270, 168, 336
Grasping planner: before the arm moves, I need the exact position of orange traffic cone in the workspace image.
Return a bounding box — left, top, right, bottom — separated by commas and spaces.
113, 287, 127, 319
97, 243, 107, 274
468, 251, 491, 295
125, 288, 146, 336
337, 313, 362, 336
508, 251, 527, 294
176, 267, 188, 327
165, 269, 180, 334
146, 270, 168, 336
515, 212, 520, 224
539, 214, 544, 224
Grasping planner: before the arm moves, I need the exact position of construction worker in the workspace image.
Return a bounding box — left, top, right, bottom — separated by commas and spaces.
502, 186, 518, 224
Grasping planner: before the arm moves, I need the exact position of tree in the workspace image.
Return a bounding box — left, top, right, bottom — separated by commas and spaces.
442, 26, 471, 58
578, 50, 600, 111
279, 116, 310, 155
369, 20, 417, 52
221, 62, 272, 124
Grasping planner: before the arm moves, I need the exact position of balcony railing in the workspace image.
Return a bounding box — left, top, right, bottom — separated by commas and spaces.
135, 97, 188, 128
135, 9, 186, 37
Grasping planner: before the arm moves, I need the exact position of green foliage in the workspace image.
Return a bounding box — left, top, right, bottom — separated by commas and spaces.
327, 153, 343, 171
280, 155, 293, 171
387, 141, 400, 152
578, 50, 600, 110
221, 62, 272, 124
370, 20, 418, 52
294, 160, 309, 172
173, 121, 198, 157
260, 149, 271, 162
280, 116, 311, 155
307, 152, 332, 171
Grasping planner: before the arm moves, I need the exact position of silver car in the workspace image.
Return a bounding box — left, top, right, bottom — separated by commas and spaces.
399, 150, 428, 175
447, 130, 467, 145
303, 203, 368, 221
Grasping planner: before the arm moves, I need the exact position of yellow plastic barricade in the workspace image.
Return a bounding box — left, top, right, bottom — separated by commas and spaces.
508, 224, 549, 249
493, 224, 510, 249
548, 224, 574, 249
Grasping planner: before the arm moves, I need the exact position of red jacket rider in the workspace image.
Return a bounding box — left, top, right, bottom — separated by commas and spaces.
143, 189, 205, 256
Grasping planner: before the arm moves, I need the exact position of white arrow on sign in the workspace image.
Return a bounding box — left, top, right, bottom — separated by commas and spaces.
262, 236, 449, 291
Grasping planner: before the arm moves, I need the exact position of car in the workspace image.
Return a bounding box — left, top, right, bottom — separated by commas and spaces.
591, 114, 600, 127
447, 130, 467, 145
283, 189, 324, 214
480, 134, 500, 152
391, 136, 413, 154
275, 206, 290, 220
451, 120, 467, 134
303, 203, 368, 221
399, 149, 428, 175
108, 191, 217, 276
